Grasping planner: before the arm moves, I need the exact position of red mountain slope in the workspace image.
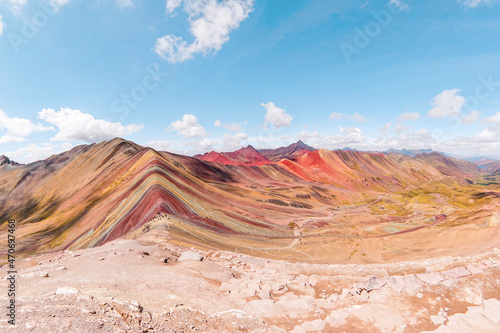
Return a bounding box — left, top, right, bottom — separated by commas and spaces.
194, 145, 271, 165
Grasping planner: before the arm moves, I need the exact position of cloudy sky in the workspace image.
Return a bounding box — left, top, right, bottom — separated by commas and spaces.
1, 0, 500, 163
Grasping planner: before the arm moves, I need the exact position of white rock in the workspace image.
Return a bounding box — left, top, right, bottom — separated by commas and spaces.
301, 319, 325, 332
56, 287, 79, 295
482, 298, 500, 324
430, 315, 447, 325
178, 251, 204, 261
243, 300, 275, 317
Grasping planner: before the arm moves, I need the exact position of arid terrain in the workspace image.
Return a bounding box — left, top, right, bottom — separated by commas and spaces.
0, 138, 499, 332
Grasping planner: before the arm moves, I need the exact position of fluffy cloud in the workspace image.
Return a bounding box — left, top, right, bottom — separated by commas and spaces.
472, 128, 497, 142
486, 112, 500, 124
461, 0, 492, 8
427, 89, 466, 119
222, 132, 247, 150
168, 114, 208, 138
397, 111, 421, 122
45, 0, 71, 12
461, 110, 481, 124
329, 112, 370, 123
6, 143, 56, 163
329, 112, 344, 121
147, 140, 172, 151
0, 15, 4, 36
155, 0, 254, 63
349, 112, 370, 123
38, 107, 144, 142
166, 0, 183, 13
296, 127, 365, 149
336, 126, 366, 144
262, 102, 293, 129
0, 110, 54, 143
198, 137, 215, 150
214, 119, 244, 132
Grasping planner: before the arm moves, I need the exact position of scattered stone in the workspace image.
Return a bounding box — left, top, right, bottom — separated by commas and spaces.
416, 272, 445, 285
301, 319, 325, 332
430, 315, 447, 325
291, 325, 307, 333
442, 266, 471, 278
308, 275, 318, 287
258, 290, 271, 300
404, 275, 424, 296
416, 293, 424, 299
99, 257, 105, 261
483, 259, 500, 268
56, 287, 79, 295
387, 276, 406, 293
466, 263, 489, 275
20, 271, 49, 278
178, 251, 204, 262
243, 300, 275, 317
482, 298, 500, 324
365, 276, 387, 292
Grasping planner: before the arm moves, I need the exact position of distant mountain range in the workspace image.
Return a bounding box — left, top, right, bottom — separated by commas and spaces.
194, 145, 271, 165
258, 140, 315, 162
480, 161, 500, 174
463, 156, 499, 167
385, 148, 436, 157
0, 138, 485, 258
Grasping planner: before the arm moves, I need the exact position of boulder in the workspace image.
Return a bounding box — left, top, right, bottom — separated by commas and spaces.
178, 251, 204, 261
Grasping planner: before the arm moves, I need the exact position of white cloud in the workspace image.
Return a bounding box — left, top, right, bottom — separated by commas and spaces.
329, 112, 370, 123
2, 0, 28, 14
472, 128, 497, 142
261, 102, 293, 129
461, 0, 492, 8
214, 119, 244, 132
397, 111, 421, 122
336, 126, 366, 144
6, 143, 56, 163
0, 15, 4, 36
222, 132, 247, 150
378, 122, 392, 136
198, 137, 215, 150
389, 0, 408, 10
168, 114, 208, 138
38, 107, 144, 142
45, 0, 71, 12
349, 112, 370, 123
62, 142, 73, 151
0, 110, 54, 143
155, 0, 254, 63
427, 89, 466, 119
329, 112, 344, 121
486, 112, 500, 124
166, 0, 183, 13
116, 0, 134, 8
147, 140, 172, 151
461, 110, 481, 124
296, 127, 365, 149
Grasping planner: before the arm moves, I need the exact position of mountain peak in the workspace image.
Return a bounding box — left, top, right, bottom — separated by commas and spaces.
0, 155, 20, 166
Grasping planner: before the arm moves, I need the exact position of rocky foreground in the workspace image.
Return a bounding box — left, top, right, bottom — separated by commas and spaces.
1, 238, 499, 332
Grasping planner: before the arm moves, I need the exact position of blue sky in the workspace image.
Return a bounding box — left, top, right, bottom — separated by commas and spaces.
1, 0, 500, 163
